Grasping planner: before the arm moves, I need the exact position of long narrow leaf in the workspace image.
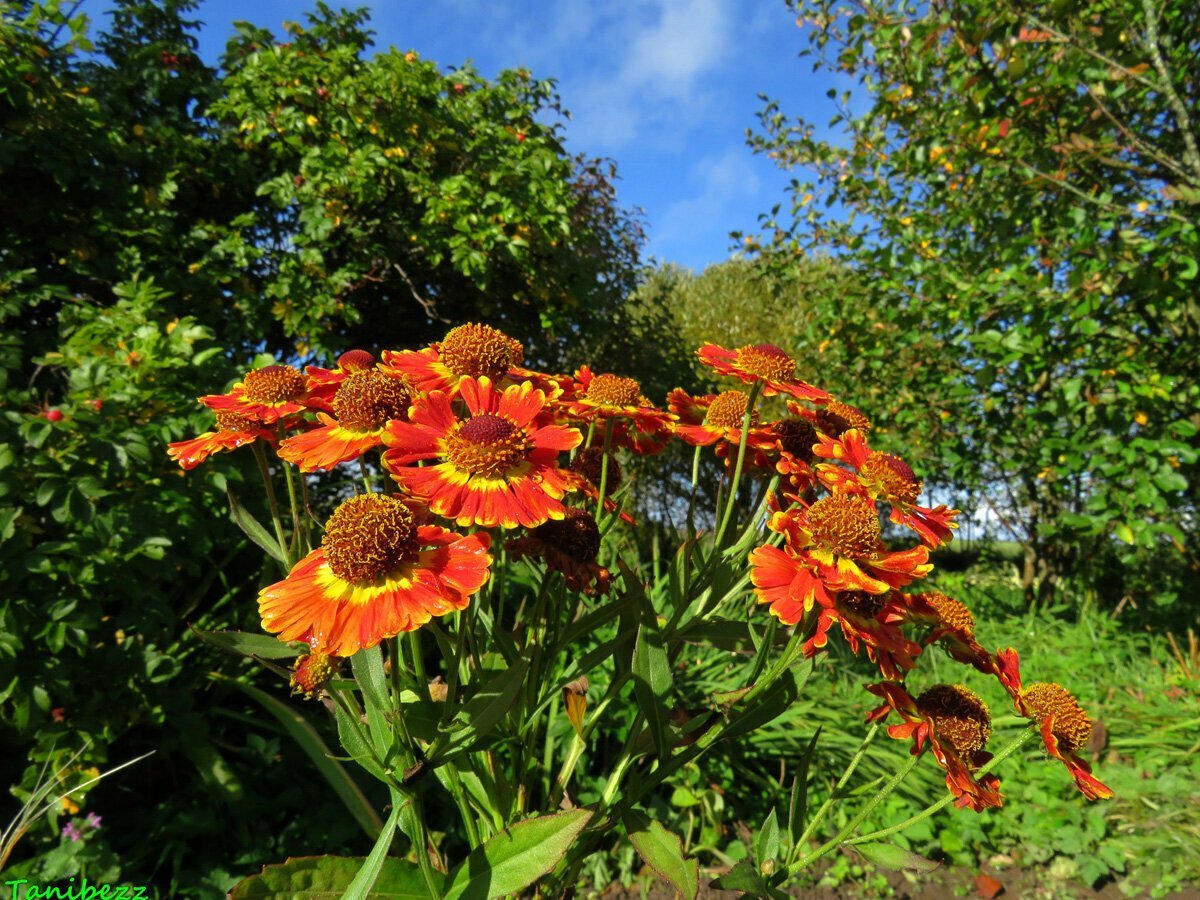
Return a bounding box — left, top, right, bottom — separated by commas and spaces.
211, 673, 383, 839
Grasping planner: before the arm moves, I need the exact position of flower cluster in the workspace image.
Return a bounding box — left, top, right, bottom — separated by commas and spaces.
172, 329, 1110, 807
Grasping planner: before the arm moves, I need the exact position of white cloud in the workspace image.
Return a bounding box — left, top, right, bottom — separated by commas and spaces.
652, 144, 762, 265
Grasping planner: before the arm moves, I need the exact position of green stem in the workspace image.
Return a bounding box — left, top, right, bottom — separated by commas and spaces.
847, 725, 1039, 847
792, 724, 880, 863
711, 381, 762, 553
595, 417, 616, 518
252, 442, 292, 567
792, 750, 920, 871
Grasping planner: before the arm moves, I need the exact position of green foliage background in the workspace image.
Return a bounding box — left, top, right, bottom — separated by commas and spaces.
1, 0, 1197, 896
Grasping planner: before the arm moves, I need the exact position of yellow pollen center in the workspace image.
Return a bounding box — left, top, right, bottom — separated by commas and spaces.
439, 323, 524, 380
839, 590, 888, 620
570, 447, 622, 491
445, 414, 529, 478
1023, 682, 1093, 752
705, 390, 754, 429
215, 411, 258, 433
862, 451, 922, 504
333, 370, 412, 431
533, 508, 601, 562
916, 684, 992, 754
775, 417, 817, 461
806, 495, 881, 557
322, 494, 419, 583
816, 400, 872, 437
922, 591, 975, 637
338, 349, 376, 372
584, 374, 643, 408
243, 365, 307, 403
736, 343, 795, 381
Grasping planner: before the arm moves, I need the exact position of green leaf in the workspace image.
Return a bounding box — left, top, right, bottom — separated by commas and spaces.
624, 811, 699, 900
344, 804, 411, 900
438, 656, 529, 759
229, 855, 431, 899
190, 626, 303, 660
227, 487, 288, 566
853, 841, 940, 872
788, 729, 821, 845
441, 809, 592, 900
210, 673, 383, 839
755, 807, 780, 871
1115, 523, 1135, 545
631, 575, 675, 759
710, 859, 782, 898
352, 645, 396, 759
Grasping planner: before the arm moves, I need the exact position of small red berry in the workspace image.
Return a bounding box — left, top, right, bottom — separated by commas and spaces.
87, 399, 103, 412
45, 409, 64, 422
516, 132, 526, 143
316, 86, 329, 100
453, 83, 465, 95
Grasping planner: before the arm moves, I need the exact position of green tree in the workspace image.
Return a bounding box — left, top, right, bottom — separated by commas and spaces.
752, 0, 1200, 599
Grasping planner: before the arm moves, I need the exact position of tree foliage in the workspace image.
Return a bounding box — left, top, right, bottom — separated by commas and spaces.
752, 0, 1200, 596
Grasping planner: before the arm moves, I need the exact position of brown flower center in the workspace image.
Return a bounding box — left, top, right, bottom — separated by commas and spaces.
839, 590, 888, 620
775, 417, 817, 462
323, 494, 419, 583
705, 390, 754, 429
243, 365, 307, 404
1022, 682, 1093, 752
570, 446, 622, 491
920, 591, 975, 637
337, 348, 376, 372
215, 411, 258, 433
735, 343, 795, 381
445, 414, 529, 478
806, 495, 880, 557
815, 400, 872, 437
438, 323, 524, 380
862, 451, 922, 504
584, 373, 643, 408
917, 684, 992, 754
333, 370, 413, 431
533, 508, 601, 562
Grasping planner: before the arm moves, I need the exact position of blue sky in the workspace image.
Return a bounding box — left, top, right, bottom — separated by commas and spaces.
92, 0, 847, 272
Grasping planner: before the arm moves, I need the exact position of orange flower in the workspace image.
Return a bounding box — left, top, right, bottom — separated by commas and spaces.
167, 411, 274, 470
381, 323, 524, 397
867, 682, 1003, 811
507, 507, 612, 595
559, 367, 672, 435
815, 429, 959, 547
751, 495, 931, 623
696, 342, 829, 402
770, 412, 822, 490
804, 590, 922, 680
382, 376, 580, 528
278, 368, 414, 472
304, 349, 377, 412
991, 650, 1112, 800
259, 494, 491, 656
667, 388, 775, 449
888, 590, 991, 672
200, 364, 309, 423
290, 650, 340, 699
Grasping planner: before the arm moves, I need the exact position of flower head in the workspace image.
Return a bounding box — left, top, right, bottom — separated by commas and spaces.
200, 364, 308, 423
668, 388, 775, 450
750, 496, 931, 624
559, 367, 672, 434
304, 348, 378, 412
815, 429, 959, 547
697, 342, 829, 401
291, 650, 339, 699
890, 590, 991, 672
867, 681, 1002, 811
258, 494, 492, 656
167, 411, 274, 470
508, 507, 612, 595
803, 590, 921, 680
383, 377, 580, 528
382, 323, 524, 397
278, 369, 414, 471
1023, 682, 1113, 800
